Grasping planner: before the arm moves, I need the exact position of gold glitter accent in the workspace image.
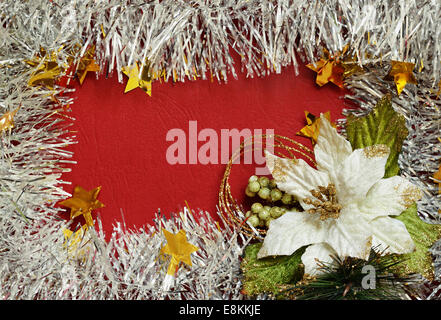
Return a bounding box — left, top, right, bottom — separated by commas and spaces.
272, 158, 298, 182
392, 204, 441, 281
363, 236, 373, 259
363, 144, 390, 158
397, 185, 423, 207
304, 183, 342, 221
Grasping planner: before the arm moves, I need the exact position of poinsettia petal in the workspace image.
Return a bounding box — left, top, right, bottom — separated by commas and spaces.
301, 243, 336, 276
259, 206, 373, 261
369, 216, 415, 254
265, 151, 330, 206
360, 176, 423, 220
314, 114, 353, 181
335, 145, 389, 206
326, 204, 373, 260
257, 211, 332, 259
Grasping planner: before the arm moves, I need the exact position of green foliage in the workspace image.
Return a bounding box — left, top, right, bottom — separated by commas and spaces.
286, 248, 415, 300
346, 96, 408, 178
240, 243, 305, 297
241, 97, 441, 299
347, 96, 441, 280
394, 204, 441, 280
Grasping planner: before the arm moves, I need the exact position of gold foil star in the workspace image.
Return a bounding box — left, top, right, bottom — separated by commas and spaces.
63, 225, 87, 250
436, 162, 441, 215
385, 60, 417, 95
76, 45, 100, 85
59, 186, 104, 227
63, 225, 90, 259
26, 48, 64, 89
433, 164, 441, 194
0, 108, 19, 133
341, 57, 364, 79
296, 111, 336, 145
160, 229, 199, 275
121, 61, 153, 96
307, 48, 346, 88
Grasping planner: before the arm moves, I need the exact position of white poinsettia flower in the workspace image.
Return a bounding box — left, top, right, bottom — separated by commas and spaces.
258, 114, 422, 275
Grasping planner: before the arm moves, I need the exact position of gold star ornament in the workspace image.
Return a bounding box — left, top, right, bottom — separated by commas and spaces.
433, 163, 441, 194
59, 185, 104, 227
385, 60, 417, 95
160, 228, 199, 275
307, 48, 346, 88
296, 111, 336, 145
121, 61, 153, 96
26, 47, 64, 89
0, 108, 19, 133
307, 46, 364, 89
75, 45, 100, 85
63, 225, 89, 258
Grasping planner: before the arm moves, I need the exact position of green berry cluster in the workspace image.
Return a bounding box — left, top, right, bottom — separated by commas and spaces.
245, 175, 298, 228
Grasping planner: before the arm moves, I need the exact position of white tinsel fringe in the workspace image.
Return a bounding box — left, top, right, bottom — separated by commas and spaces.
1, 0, 441, 85
1, 206, 251, 299
1, 0, 441, 299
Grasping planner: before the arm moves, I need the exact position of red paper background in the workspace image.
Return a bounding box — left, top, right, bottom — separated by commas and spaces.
61, 59, 347, 236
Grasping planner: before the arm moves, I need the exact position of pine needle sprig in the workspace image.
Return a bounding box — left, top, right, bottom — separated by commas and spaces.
282, 247, 418, 300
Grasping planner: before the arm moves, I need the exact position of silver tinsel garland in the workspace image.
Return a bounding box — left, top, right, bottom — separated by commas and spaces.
1, 0, 441, 299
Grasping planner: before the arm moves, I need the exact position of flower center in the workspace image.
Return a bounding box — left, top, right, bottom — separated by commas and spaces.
304, 183, 342, 221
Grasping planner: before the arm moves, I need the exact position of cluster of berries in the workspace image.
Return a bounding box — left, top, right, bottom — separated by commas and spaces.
244, 175, 298, 228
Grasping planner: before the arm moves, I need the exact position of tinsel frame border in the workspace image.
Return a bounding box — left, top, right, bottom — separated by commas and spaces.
2, 0, 441, 299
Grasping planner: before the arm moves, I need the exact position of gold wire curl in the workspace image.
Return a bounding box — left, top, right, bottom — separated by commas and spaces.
218, 133, 314, 239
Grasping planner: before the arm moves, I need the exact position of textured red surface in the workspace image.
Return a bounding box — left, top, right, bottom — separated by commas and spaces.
61, 60, 347, 235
